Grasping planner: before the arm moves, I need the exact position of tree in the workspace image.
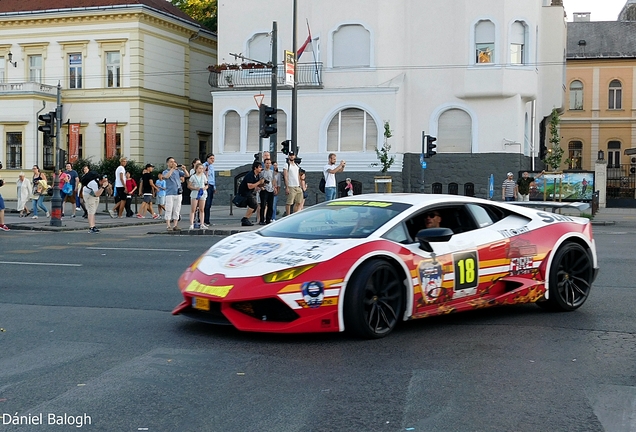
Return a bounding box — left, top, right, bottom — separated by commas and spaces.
371, 121, 396, 174
170, 0, 217, 32
543, 108, 570, 171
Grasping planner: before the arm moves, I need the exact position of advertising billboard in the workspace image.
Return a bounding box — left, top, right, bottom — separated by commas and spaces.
524, 171, 594, 201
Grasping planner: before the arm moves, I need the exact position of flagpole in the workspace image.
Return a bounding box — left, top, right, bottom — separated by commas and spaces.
291, 0, 298, 154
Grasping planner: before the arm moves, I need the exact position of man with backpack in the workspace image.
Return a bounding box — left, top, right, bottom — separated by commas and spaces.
323, 153, 346, 201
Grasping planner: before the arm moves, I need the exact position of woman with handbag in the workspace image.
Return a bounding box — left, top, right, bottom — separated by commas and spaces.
188, 162, 208, 230
31, 165, 49, 219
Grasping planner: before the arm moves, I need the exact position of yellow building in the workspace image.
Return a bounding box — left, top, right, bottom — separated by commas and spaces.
561, 2, 636, 201
0, 0, 216, 200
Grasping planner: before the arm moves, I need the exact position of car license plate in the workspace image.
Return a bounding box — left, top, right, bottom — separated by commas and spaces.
192, 297, 210, 311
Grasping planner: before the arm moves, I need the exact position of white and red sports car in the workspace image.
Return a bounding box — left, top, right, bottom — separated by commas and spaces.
172, 194, 599, 338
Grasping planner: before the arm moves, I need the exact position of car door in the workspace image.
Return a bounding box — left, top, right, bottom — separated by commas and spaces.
401, 204, 511, 314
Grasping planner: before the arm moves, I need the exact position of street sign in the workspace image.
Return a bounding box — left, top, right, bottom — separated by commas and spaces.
420, 154, 427, 169
489, 174, 494, 199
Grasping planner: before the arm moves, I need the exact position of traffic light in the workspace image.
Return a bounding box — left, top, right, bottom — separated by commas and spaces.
38, 110, 56, 136
426, 135, 437, 158
281, 140, 291, 155
259, 104, 277, 138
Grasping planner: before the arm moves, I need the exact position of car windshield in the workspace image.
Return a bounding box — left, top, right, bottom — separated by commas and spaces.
258, 199, 411, 239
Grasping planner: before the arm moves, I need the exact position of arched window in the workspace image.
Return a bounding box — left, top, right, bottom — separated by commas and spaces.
608, 141, 621, 168
327, 108, 377, 152
569, 80, 583, 110
475, 20, 495, 64
248, 33, 271, 64
333, 24, 370, 67
223, 111, 240, 153
609, 80, 622, 110
510, 21, 527, 65
568, 141, 583, 170
438, 109, 472, 153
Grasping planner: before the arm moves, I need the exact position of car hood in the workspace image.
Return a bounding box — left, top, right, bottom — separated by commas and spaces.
196, 232, 362, 277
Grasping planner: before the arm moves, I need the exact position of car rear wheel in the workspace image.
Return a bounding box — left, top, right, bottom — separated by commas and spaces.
344, 259, 405, 338
539, 242, 593, 311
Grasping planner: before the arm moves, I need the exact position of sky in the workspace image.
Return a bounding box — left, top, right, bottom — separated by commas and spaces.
562, 0, 628, 21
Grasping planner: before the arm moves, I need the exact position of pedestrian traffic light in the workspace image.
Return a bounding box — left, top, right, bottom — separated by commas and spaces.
259, 104, 277, 138
426, 135, 437, 158
281, 140, 291, 155
38, 110, 56, 136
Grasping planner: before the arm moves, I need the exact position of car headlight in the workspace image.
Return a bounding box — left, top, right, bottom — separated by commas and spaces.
262, 264, 316, 283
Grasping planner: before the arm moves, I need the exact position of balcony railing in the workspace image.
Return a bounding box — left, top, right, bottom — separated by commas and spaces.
0, 82, 57, 95
209, 62, 323, 89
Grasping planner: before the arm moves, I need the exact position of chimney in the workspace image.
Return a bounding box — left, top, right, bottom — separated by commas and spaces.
573, 12, 591, 22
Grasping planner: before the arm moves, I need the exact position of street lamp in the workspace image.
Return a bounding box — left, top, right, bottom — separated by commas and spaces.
7, 52, 17, 68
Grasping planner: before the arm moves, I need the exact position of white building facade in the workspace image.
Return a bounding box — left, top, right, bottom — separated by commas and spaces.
211, 0, 566, 199
0, 0, 216, 200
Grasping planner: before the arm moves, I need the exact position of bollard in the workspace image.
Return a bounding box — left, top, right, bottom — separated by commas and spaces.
229, 194, 233, 215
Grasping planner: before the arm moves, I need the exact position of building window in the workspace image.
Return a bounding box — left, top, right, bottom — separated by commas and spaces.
568, 141, 583, 170
510, 21, 527, 64
438, 109, 472, 153
0, 57, 4, 83
327, 108, 377, 152
609, 80, 622, 110
29, 55, 42, 82
569, 80, 583, 110
333, 24, 370, 68
69, 53, 82, 89
223, 111, 240, 153
608, 141, 621, 168
106, 51, 120, 88
103, 133, 121, 158
475, 20, 495, 64
247, 33, 272, 64
6, 132, 22, 169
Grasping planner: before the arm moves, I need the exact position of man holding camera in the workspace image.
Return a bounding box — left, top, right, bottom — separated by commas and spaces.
258, 158, 276, 225
324, 153, 346, 201
237, 161, 265, 226
0, 160, 8, 231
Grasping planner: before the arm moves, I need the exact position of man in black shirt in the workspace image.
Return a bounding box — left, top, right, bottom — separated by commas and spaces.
138, 164, 159, 218
238, 161, 265, 226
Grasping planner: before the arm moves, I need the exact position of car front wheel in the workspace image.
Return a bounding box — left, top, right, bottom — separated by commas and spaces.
539, 242, 593, 311
344, 259, 405, 338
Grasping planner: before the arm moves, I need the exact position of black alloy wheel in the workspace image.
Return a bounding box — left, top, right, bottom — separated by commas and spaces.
344, 259, 405, 338
539, 242, 593, 311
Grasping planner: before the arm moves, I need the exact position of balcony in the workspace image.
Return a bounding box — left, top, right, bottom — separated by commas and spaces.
0, 82, 57, 96
209, 62, 323, 90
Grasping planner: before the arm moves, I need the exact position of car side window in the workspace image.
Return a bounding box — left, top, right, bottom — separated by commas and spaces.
466, 204, 495, 228
383, 223, 410, 244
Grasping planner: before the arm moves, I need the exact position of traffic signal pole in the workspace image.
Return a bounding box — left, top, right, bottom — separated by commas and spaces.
50, 82, 63, 227
270, 21, 278, 164
291, 0, 298, 155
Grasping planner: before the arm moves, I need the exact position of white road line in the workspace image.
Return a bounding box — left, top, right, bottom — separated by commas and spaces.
0, 262, 82, 267
86, 247, 189, 252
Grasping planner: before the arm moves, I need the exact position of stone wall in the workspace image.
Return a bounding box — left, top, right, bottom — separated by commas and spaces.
211, 153, 544, 206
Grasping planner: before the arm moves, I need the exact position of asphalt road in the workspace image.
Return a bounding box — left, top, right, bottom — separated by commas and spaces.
0, 226, 634, 432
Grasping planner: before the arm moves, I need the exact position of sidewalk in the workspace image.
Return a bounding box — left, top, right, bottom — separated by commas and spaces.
1, 199, 264, 235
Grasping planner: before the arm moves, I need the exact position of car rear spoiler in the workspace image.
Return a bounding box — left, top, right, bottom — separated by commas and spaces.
509, 201, 590, 213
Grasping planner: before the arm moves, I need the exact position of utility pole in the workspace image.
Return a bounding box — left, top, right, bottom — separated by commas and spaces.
49, 82, 63, 226
270, 21, 278, 163
291, 0, 298, 154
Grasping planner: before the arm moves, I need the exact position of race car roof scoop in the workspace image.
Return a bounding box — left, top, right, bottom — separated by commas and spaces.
416, 228, 454, 253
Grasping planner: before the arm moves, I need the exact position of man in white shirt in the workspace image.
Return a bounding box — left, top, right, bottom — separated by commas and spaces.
109, 157, 127, 218
323, 153, 346, 201
283, 151, 302, 215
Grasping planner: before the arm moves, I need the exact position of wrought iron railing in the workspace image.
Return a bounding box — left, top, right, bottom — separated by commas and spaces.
209, 63, 323, 89
606, 164, 636, 199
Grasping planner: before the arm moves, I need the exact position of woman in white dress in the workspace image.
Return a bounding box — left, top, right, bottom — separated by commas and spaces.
16, 172, 32, 217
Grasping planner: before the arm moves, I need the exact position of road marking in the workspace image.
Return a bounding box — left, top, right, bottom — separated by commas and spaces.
0, 261, 82, 267
86, 247, 189, 252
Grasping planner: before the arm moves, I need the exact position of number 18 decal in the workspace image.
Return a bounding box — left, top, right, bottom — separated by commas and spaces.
453, 251, 479, 291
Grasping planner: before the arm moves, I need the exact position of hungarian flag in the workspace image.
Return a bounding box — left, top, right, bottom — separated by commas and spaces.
297, 21, 312, 59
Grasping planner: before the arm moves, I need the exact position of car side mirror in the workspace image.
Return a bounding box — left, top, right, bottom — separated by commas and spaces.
416, 227, 454, 252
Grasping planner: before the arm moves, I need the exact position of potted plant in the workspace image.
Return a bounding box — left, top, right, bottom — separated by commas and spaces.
372, 121, 396, 192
